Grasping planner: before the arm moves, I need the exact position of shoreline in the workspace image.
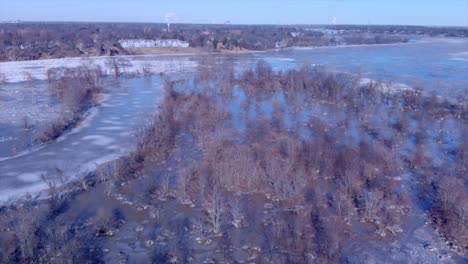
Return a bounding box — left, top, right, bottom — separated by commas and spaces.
4, 35, 461, 67
0, 41, 416, 84
3, 35, 465, 67
0, 40, 416, 65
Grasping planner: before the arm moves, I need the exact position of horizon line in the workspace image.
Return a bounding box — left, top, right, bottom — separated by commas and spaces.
1, 20, 467, 28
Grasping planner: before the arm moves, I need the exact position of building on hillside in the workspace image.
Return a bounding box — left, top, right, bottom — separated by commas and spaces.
275, 41, 288, 49
119, 39, 190, 48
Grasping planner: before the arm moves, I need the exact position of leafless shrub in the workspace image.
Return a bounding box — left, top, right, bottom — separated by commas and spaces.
363, 189, 384, 222
106, 57, 132, 78
96, 162, 119, 195
177, 166, 194, 205
21, 116, 33, 130
455, 201, 468, 232
37, 65, 103, 143
53, 165, 68, 185
160, 174, 172, 199
92, 208, 113, 236
10, 207, 38, 262
47, 65, 103, 110
23, 71, 35, 88
0, 71, 6, 84
96, 162, 117, 182
332, 188, 355, 220
142, 63, 153, 76
431, 173, 468, 248
228, 194, 243, 228
41, 173, 62, 200
35, 115, 71, 143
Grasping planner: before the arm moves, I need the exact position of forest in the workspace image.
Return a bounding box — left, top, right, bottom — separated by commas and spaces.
0, 22, 411, 61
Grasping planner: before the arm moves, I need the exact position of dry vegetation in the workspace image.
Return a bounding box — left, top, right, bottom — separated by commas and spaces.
0, 61, 466, 263
35, 64, 104, 142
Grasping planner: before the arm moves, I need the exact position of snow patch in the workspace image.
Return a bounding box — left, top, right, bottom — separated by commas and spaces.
98, 126, 125, 131
17, 172, 44, 183
0, 55, 197, 83
81, 135, 114, 146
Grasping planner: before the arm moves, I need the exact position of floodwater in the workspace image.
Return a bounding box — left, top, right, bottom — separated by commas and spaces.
0, 37, 467, 202
258, 38, 468, 96
0, 77, 163, 201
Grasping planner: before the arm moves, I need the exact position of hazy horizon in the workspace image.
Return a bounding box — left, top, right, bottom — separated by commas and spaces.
1, 0, 467, 27
2, 20, 468, 28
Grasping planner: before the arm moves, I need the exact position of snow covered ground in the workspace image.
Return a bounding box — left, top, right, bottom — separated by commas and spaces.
0, 55, 197, 83
0, 53, 240, 201
0, 81, 62, 126
0, 55, 198, 158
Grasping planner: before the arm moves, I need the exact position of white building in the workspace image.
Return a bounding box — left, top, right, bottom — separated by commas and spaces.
119, 39, 190, 48
275, 41, 288, 49
290, 32, 303, 38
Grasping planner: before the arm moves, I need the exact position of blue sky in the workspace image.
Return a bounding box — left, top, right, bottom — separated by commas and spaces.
1, 0, 467, 26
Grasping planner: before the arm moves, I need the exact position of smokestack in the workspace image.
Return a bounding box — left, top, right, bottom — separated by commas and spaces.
165, 12, 177, 32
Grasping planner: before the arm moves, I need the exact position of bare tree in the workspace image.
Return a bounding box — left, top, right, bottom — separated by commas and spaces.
363, 190, 384, 221
437, 176, 459, 212
23, 71, 35, 88
0, 69, 6, 84
177, 166, 194, 205
229, 194, 243, 228
21, 116, 33, 130
142, 63, 153, 76
106, 58, 132, 78
41, 173, 61, 200
455, 198, 468, 231
203, 186, 226, 234
333, 188, 354, 220
160, 174, 171, 199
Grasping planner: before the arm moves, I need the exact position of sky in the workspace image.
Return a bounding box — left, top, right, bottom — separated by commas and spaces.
0, 0, 467, 26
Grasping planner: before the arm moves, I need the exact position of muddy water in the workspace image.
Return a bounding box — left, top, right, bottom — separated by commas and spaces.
0, 77, 163, 202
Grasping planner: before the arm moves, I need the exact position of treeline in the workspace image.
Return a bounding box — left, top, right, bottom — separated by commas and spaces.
326, 24, 468, 38
0, 22, 409, 61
